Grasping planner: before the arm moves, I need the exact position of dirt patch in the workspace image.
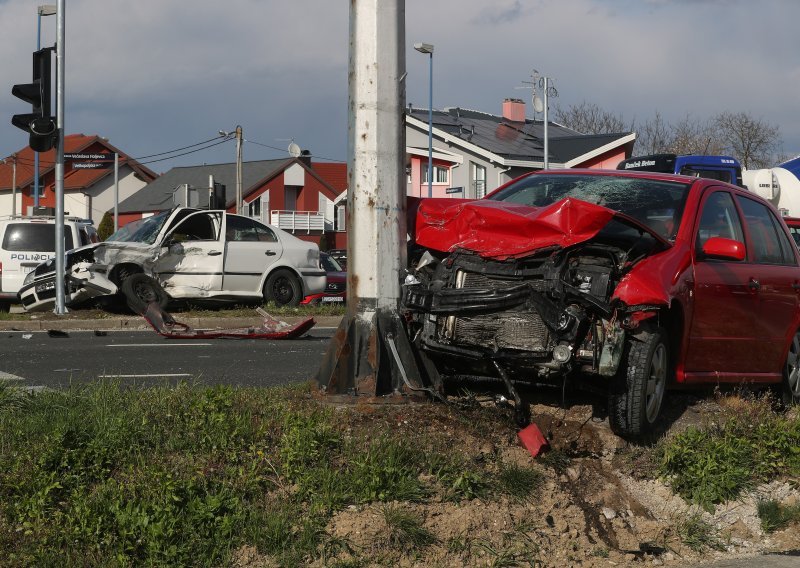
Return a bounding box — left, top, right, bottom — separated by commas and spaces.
235, 394, 800, 567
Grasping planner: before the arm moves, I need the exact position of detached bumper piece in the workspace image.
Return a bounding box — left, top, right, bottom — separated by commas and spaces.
142, 302, 315, 340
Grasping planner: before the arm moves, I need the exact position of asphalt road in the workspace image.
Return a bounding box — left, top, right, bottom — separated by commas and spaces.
0, 326, 336, 389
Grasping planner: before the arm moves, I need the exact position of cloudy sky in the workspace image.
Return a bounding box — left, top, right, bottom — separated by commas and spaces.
0, 0, 798, 174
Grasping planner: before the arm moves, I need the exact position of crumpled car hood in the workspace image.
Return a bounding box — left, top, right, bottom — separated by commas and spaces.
412, 197, 667, 260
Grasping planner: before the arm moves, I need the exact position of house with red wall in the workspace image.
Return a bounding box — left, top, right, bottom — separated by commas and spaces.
0, 134, 157, 220
117, 154, 348, 248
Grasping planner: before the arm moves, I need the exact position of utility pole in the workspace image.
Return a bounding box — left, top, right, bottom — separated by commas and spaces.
113, 152, 119, 231
235, 125, 243, 215
317, 0, 432, 398
10, 154, 17, 216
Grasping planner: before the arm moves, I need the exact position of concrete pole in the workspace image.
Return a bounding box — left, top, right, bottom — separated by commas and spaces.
317, 0, 422, 397
53, 0, 66, 314
235, 125, 243, 215
347, 0, 406, 316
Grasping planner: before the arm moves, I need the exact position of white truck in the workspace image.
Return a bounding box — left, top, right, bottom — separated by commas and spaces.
742, 156, 800, 217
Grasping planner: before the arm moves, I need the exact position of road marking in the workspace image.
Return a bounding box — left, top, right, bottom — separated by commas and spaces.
97, 373, 194, 378
107, 343, 214, 347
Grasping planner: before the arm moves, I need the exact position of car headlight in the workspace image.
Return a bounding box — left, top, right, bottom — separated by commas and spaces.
23, 270, 36, 286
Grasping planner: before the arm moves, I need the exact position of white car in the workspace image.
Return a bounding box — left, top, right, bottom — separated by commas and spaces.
19, 207, 326, 312
0, 215, 98, 312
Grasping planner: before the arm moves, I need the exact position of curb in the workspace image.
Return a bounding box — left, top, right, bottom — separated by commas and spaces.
0, 315, 344, 332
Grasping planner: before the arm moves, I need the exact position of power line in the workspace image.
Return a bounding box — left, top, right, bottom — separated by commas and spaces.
131, 135, 228, 161
137, 138, 232, 165
245, 138, 345, 163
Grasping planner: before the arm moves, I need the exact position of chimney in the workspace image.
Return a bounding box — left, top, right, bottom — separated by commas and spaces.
502, 98, 526, 122
299, 149, 312, 166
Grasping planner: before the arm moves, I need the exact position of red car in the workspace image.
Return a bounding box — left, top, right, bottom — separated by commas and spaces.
301, 252, 346, 305
784, 217, 800, 249
403, 169, 800, 437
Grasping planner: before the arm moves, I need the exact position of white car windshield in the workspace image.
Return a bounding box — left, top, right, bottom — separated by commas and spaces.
106, 210, 172, 244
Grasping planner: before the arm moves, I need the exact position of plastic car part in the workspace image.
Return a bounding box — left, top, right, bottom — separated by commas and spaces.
141, 302, 315, 340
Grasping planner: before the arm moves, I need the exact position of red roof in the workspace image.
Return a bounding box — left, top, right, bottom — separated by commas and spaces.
311, 162, 347, 194
0, 133, 157, 191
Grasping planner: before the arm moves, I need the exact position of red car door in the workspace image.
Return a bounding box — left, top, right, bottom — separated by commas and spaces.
685, 189, 759, 376
734, 194, 800, 377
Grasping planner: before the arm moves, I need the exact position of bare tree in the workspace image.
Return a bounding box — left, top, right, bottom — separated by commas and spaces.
662, 114, 721, 155
553, 101, 629, 134
712, 111, 781, 169
635, 111, 671, 155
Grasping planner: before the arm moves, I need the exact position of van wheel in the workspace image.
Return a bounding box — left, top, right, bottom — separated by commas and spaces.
608, 327, 668, 438
0, 301, 9, 313
782, 331, 800, 406
121, 273, 169, 314
263, 269, 301, 306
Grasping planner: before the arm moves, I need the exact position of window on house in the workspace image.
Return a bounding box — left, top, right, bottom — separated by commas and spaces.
248, 196, 261, 218
423, 165, 449, 184
471, 163, 487, 198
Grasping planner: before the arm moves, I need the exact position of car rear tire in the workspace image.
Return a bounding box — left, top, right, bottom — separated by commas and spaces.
121, 273, 169, 314
263, 269, 302, 306
782, 331, 800, 406
608, 327, 668, 438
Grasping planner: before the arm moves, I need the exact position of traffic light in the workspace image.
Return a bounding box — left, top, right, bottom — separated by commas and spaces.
11, 47, 56, 152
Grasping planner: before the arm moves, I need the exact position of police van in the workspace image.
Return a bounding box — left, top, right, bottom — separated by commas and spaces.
0, 215, 98, 311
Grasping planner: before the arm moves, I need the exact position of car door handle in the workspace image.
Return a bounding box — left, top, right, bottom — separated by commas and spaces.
748, 278, 761, 291
207, 250, 222, 256
265, 251, 277, 256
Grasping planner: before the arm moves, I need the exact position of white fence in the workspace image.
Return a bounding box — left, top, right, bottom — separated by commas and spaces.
270, 210, 325, 233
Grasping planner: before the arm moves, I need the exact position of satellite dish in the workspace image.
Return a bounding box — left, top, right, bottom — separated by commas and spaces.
288, 142, 301, 157
532, 95, 544, 114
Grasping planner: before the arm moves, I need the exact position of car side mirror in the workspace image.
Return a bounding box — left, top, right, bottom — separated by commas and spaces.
702, 236, 746, 261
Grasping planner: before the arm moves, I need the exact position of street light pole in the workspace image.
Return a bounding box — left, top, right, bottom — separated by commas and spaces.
414, 42, 434, 198
53, 0, 66, 314
235, 125, 243, 215
35, 5, 56, 211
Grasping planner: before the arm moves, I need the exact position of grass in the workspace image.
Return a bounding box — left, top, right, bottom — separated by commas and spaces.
0, 380, 518, 567
757, 499, 800, 533
381, 504, 436, 550
657, 393, 800, 510
674, 513, 726, 553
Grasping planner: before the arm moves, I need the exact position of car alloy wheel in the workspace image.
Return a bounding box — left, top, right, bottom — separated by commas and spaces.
609, 326, 668, 438
784, 331, 800, 405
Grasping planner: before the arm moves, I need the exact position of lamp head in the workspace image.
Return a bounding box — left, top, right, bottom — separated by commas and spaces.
413, 42, 434, 55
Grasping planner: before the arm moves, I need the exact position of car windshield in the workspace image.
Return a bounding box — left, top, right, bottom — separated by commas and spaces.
106, 210, 172, 244
488, 173, 692, 239
321, 253, 343, 272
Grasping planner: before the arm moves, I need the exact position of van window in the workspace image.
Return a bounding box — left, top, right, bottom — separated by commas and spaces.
2, 224, 75, 252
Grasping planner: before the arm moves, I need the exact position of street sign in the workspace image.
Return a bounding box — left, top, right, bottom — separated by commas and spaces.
63, 152, 113, 160
445, 186, 463, 194
71, 162, 110, 170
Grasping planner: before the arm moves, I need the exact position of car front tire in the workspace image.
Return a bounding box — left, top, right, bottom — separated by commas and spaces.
782, 331, 800, 406
121, 273, 170, 314
263, 269, 302, 307
609, 326, 668, 438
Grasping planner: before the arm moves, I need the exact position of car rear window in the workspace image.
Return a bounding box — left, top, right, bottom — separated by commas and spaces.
2, 223, 74, 252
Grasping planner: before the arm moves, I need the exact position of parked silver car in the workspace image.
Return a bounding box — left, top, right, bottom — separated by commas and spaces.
19, 207, 326, 312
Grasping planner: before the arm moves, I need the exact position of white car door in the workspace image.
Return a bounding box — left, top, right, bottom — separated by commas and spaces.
222, 214, 283, 294
152, 211, 224, 296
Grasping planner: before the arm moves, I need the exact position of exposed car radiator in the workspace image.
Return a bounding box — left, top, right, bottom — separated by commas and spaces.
441, 269, 551, 353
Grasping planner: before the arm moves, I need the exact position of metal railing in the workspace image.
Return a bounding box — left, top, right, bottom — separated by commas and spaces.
270, 210, 325, 233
